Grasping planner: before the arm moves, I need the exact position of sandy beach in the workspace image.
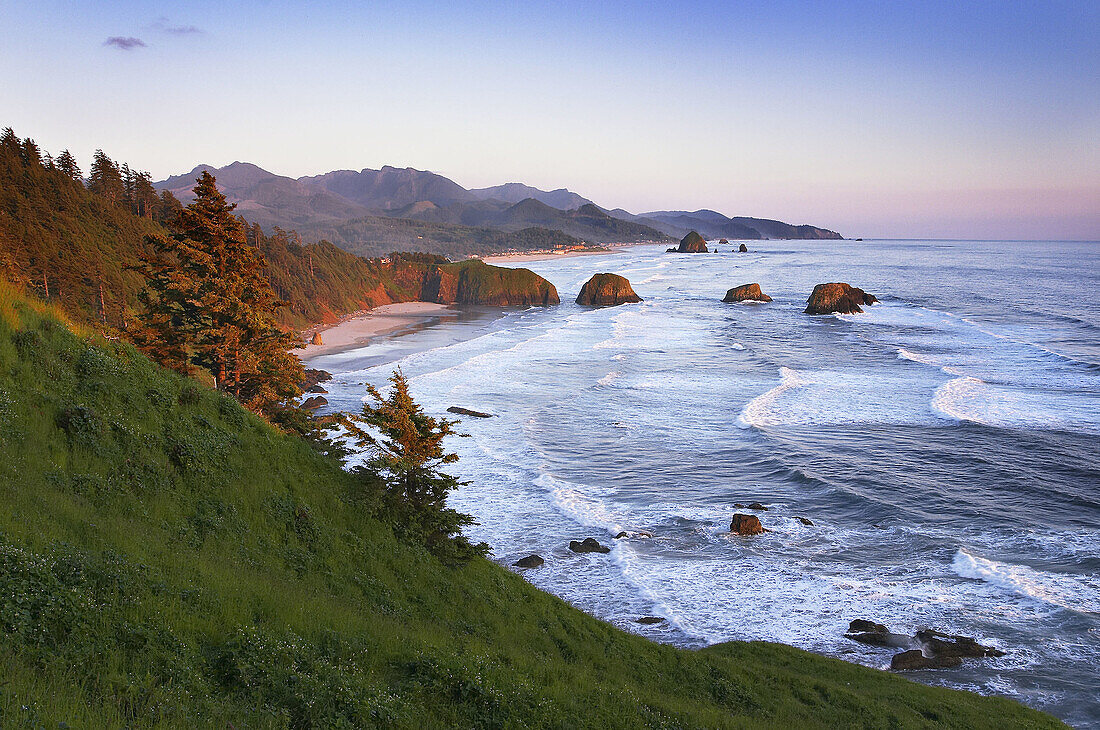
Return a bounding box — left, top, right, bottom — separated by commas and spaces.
481, 248, 619, 264
296, 302, 454, 360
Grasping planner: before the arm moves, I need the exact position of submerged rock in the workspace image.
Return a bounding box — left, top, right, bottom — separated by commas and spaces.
301, 395, 328, 411
512, 554, 544, 569
891, 650, 962, 670
447, 406, 493, 418
747, 502, 768, 511
569, 537, 611, 554
796, 516, 814, 526
804, 282, 879, 314
722, 283, 772, 303
676, 231, 709, 253
738, 243, 749, 253
636, 616, 666, 625
729, 514, 766, 536
576, 273, 642, 306
845, 620, 912, 648
916, 630, 1006, 659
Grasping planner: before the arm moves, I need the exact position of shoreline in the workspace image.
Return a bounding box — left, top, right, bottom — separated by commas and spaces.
296, 302, 454, 361
481, 247, 625, 264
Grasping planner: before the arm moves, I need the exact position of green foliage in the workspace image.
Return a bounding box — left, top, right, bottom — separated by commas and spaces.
131, 172, 304, 418
352, 371, 488, 564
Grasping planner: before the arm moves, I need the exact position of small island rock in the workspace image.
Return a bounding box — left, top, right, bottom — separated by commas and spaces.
718, 238, 729, 246
636, 616, 666, 625
576, 274, 643, 306
729, 513, 766, 536
676, 231, 709, 253
513, 554, 544, 569
804, 283, 879, 314
722, 284, 772, 303
569, 537, 611, 554
447, 406, 493, 418
738, 243, 749, 252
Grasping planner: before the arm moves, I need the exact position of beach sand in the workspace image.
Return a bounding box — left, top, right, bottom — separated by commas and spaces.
297, 302, 453, 361
481, 248, 619, 264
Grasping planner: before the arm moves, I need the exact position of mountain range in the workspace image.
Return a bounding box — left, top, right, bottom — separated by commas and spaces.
156, 163, 842, 257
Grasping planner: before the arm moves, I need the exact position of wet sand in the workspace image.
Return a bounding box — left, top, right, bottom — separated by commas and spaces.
297, 302, 453, 361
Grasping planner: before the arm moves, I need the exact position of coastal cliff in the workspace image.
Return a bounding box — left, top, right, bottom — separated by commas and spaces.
419, 259, 560, 306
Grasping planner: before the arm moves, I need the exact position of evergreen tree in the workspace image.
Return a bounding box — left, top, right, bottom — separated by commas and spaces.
54, 149, 81, 181
132, 171, 158, 218
133, 171, 303, 419
87, 150, 125, 203
355, 370, 487, 562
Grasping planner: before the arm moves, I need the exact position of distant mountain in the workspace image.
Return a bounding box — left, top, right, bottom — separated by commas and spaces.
157, 162, 371, 232
469, 183, 593, 210
156, 163, 840, 258
300, 166, 474, 210
639, 210, 842, 240
392, 197, 669, 243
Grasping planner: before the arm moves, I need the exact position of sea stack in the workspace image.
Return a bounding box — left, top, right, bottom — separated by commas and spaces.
311, 331, 323, 346
738, 243, 749, 253
676, 231, 709, 253
804, 283, 879, 314
722, 283, 772, 303
576, 273, 642, 306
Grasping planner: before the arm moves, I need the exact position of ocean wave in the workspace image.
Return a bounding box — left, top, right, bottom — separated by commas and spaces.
737, 367, 806, 428
952, 549, 1100, 614
539, 473, 624, 534
931, 376, 1100, 433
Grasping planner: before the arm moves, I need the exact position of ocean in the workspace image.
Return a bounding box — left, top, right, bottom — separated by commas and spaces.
308, 239, 1100, 727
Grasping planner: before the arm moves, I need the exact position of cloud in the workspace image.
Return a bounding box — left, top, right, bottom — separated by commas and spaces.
104, 36, 146, 50
151, 17, 203, 35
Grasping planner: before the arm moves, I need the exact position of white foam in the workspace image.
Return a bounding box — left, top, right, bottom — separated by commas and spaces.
737, 367, 805, 428
731, 343, 746, 351
952, 550, 1100, 614
931, 376, 1100, 433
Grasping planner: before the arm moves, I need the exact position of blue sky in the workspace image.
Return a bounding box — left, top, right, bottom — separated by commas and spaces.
2, 0, 1097, 238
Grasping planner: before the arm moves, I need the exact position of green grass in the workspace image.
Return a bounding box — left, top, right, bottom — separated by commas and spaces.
0, 281, 1063, 729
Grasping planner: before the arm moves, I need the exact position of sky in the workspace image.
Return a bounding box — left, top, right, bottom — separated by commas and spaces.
2, 0, 1098, 239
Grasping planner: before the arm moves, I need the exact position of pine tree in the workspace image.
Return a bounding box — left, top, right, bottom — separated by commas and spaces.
87, 150, 125, 203
54, 149, 81, 181
132, 171, 303, 418
355, 370, 487, 562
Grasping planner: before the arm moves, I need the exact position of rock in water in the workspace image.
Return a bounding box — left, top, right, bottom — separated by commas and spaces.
676, 231, 709, 253
512, 554, 544, 569
447, 406, 493, 418
891, 650, 963, 670
804, 283, 879, 314
636, 616, 666, 625
420, 259, 560, 306
739, 243, 749, 252
796, 516, 814, 526
722, 283, 772, 303
718, 238, 730, 246
301, 395, 328, 411
569, 537, 611, 554
311, 331, 323, 345
844, 620, 912, 648
747, 502, 768, 511
576, 274, 642, 306
729, 514, 766, 536
915, 630, 1006, 658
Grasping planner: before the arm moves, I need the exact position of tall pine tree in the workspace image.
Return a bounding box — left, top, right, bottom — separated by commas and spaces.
133, 171, 303, 419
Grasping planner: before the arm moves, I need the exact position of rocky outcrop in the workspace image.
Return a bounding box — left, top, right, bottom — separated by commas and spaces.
576, 274, 642, 306
804, 283, 879, 314
569, 537, 610, 554
722, 284, 772, 303
734, 502, 768, 511
844, 621, 1006, 670
718, 238, 729, 246
915, 630, 1006, 659
311, 331, 323, 345
420, 259, 560, 306
447, 406, 493, 418
738, 243, 748, 253
891, 650, 962, 670
301, 368, 332, 391
512, 554, 544, 568
301, 395, 328, 411
844, 620, 913, 648
676, 231, 709, 253
729, 514, 766, 536
796, 516, 814, 526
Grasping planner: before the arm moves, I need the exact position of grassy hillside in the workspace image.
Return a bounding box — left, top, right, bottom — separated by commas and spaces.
0, 281, 1061, 728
